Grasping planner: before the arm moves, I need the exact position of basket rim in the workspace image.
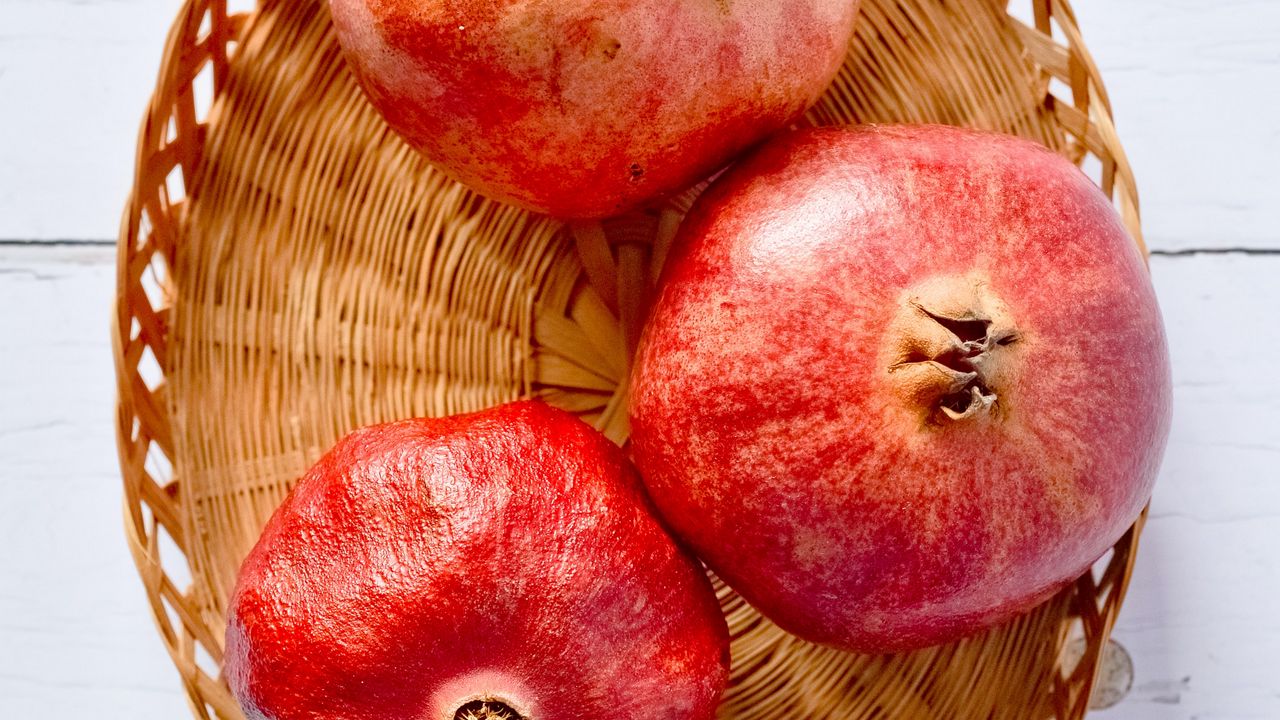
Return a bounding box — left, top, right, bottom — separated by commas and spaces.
111, 1, 1147, 718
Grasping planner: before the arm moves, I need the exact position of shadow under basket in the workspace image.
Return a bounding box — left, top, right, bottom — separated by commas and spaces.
113, 0, 1149, 717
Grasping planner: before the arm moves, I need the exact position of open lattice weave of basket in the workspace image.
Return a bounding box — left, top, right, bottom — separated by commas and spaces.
113, 0, 1147, 717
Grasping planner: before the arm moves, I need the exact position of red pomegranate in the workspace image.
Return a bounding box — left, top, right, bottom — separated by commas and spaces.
329, 0, 859, 218
629, 125, 1172, 652
226, 401, 729, 719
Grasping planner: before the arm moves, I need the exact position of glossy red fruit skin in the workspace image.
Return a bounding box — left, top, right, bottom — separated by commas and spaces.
629, 125, 1172, 653
226, 401, 729, 720
328, 0, 859, 218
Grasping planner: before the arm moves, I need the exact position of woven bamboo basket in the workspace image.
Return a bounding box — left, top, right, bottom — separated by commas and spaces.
113, 0, 1148, 717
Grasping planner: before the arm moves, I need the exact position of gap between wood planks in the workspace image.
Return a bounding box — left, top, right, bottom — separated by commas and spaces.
4, 239, 1280, 258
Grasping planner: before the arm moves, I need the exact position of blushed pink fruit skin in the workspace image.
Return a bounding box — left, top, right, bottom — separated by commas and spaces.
226, 401, 729, 720
629, 125, 1172, 653
329, 0, 859, 218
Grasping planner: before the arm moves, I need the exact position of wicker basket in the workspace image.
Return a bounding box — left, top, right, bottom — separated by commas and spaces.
113, 0, 1148, 717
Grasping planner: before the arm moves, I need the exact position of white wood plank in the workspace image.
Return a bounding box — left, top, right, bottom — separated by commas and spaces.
0, 0, 183, 240
0, 245, 187, 718
1067, 0, 1280, 252
1096, 252, 1280, 719
3, 1, 1277, 250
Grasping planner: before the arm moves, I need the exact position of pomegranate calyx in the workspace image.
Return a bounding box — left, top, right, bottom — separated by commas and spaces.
887, 275, 1022, 425
454, 699, 527, 720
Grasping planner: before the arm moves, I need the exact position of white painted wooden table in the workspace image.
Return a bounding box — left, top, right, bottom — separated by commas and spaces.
2, 1, 1276, 717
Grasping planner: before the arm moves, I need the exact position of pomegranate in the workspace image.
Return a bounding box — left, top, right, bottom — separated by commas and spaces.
329, 0, 859, 218
226, 401, 729, 719
629, 125, 1172, 652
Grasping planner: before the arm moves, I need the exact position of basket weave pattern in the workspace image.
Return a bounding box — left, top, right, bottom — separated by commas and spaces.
113, 1, 1145, 717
